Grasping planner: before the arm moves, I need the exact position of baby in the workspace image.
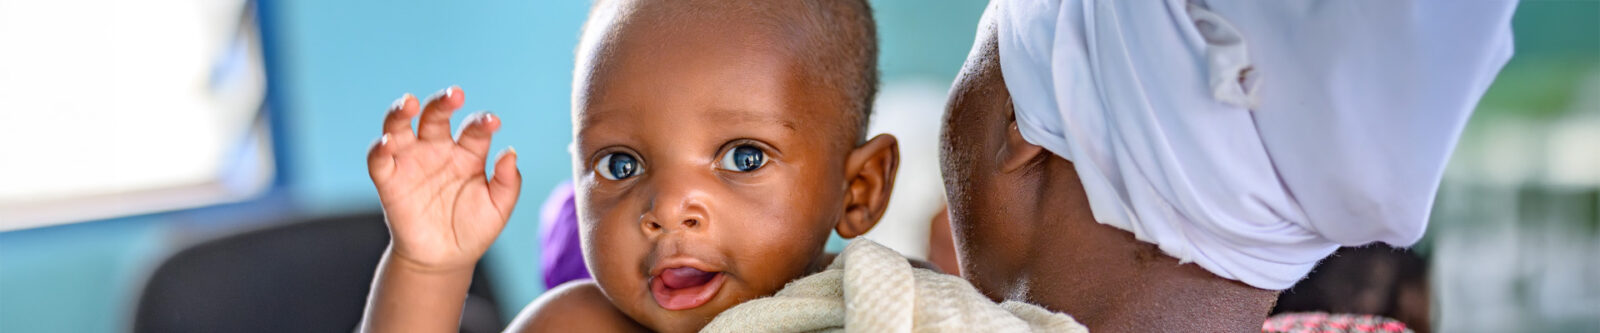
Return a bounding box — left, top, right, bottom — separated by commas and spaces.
359, 0, 894, 332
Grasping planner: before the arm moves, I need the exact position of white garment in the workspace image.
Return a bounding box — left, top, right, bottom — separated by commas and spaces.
703, 239, 1086, 333
994, 0, 1515, 290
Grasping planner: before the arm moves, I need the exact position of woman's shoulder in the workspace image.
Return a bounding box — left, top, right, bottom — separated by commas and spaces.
505, 280, 646, 332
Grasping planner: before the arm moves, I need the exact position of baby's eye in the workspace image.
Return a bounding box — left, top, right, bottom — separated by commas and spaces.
596, 152, 642, 180
718, 145, 767, 172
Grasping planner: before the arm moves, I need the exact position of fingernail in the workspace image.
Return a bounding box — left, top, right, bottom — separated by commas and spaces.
390, 94, 411, 111
495, 146, 517, 160
429, 88, 450, 102
444, 86, 456, 99
483, 112, 496, 122
380, 134, 390, 145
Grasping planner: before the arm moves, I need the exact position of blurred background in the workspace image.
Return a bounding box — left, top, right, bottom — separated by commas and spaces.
0, 0, 1594, 332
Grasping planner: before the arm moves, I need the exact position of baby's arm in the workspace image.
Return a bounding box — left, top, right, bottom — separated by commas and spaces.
358, 86, 522, 332
506, 280, 648, 332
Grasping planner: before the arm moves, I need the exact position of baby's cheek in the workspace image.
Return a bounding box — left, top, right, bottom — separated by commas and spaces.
592, 234, 677, 330
724, 212, 833, 291
583, 218, 649, 301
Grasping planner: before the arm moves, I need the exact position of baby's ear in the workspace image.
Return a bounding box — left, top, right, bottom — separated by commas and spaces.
837, 134, 899, 238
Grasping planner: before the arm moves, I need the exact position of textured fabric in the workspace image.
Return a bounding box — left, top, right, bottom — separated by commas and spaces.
1263, 312, 1412, 333
539, 180, 590, 289
994, 0, 1515, 289
702, 239, 1086, 333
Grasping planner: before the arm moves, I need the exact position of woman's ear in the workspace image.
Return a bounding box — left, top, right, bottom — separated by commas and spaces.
837, 134, 900, 239
1001, 101, 1046, 173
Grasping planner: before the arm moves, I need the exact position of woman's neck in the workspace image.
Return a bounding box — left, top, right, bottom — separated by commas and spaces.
1022, 251, 1278, 331
1017, 164, 1279, 331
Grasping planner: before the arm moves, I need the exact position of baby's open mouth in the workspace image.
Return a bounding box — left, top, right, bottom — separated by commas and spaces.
650, 266, 726, 310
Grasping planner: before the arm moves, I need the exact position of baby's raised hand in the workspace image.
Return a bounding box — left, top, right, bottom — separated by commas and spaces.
367, 86, 521, 273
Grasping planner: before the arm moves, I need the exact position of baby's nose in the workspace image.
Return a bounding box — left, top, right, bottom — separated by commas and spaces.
640, 171, 712, 234
644, 216, 700, 232
676, 218, 699, 229
641, 199, 709, 235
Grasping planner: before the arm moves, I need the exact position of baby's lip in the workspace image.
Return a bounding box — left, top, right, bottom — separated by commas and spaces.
647, 257, 727, 311
647, 256, 721, 278
659, 266, 718, 289
650, 268, 725, 310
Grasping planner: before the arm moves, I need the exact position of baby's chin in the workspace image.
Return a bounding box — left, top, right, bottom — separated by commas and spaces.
635, 291, 740, 333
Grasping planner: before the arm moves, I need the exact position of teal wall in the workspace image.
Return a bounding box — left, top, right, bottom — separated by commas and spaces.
10, 1, 1587, 331
0, 1, 984, 331
267, 0, 590, 321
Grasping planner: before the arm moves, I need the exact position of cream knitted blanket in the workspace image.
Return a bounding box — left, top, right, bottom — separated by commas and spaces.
702, 239, 1088, 332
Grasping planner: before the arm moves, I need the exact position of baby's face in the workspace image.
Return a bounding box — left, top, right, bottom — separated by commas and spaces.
570, 14, 855, 333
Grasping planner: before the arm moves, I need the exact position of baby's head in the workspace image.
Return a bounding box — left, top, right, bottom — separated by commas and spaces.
568, 0, 892, 331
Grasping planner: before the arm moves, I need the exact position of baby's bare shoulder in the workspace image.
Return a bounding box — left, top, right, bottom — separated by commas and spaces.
506, 280, 646, 332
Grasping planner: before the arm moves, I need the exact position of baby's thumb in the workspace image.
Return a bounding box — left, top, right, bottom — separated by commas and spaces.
488, 147, 522, 219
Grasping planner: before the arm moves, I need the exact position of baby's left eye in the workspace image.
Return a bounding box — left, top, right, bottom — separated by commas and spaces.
718, 145, 767, 172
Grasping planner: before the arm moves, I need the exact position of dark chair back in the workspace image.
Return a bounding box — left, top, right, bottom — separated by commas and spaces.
134, 212, 503, 332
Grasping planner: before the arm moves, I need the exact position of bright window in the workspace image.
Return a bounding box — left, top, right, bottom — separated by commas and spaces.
0, 0, 272, 230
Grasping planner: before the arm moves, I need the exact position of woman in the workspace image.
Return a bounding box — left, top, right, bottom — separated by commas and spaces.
938, 0, 1515, 331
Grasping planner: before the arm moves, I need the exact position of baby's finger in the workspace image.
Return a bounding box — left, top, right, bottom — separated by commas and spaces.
488, 147, 522, 219
417, 86, 464, 141
382, 93, 419, 145
455, 111, 500, 158
368, 134, 396, 181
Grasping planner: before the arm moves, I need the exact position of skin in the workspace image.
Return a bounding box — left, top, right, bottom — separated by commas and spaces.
527, 3, 898, 331
938, 6, 1278, 332
926, 204, 960, 275
360, 86, 522, 333
358, 1, 898, 332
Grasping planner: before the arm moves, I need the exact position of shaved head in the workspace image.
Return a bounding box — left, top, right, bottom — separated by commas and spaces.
562, 2, 889, 331
575, 0, 879, 143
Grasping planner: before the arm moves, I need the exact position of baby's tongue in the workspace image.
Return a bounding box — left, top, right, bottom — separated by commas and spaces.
660, 267, 716, 289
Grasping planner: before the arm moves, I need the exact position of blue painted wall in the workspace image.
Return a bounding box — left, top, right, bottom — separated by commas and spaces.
0, 1, 984, 331
2, 1, 1594, 331
268, 0, 590, 320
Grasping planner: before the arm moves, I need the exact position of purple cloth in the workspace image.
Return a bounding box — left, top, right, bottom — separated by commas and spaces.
539, 180, 589, 289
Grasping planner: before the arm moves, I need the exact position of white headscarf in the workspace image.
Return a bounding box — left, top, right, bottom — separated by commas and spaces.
994, 0, 1515, 290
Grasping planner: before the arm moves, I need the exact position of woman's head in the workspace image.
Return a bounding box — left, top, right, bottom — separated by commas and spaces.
940, 8, 1089, 301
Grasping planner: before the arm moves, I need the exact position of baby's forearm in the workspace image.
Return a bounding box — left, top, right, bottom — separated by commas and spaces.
359, 246, 475, 333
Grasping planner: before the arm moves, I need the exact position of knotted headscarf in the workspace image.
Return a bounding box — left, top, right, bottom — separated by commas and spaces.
994, 0, 1515, 289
